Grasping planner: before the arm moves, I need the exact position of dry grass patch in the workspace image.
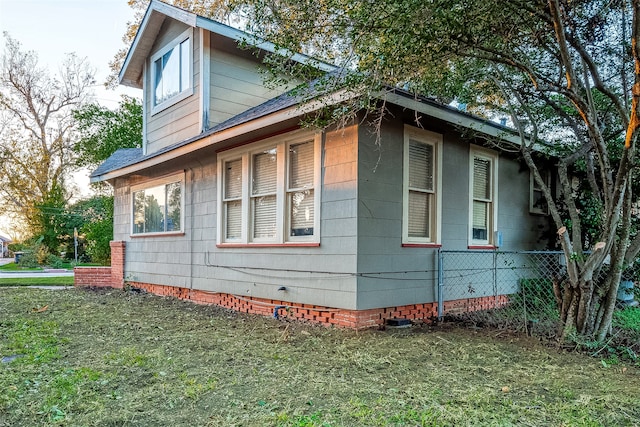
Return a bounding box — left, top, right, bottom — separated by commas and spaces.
1, 287, 639, 426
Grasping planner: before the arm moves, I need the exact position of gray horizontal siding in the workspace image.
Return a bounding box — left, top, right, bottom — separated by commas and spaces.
111, 125, 360, 309
355, 115, 550, 310
145, 19, 201, 154
209, 46, 292, 126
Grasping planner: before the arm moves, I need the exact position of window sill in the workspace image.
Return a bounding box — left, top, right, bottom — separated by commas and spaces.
468, 245, 496, 250
151, 88, 194, 116
402, 243, 442, 248
131, 232, 186, 238
529, 209, 550, 216
217, 242, 320, 248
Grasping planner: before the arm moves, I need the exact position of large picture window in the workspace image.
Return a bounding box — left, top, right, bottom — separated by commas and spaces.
150, 28, 193, 114
218, 132, 321, 245
469, 148, 497, 246
402, 126, 442, 245
132, 175, 184, 235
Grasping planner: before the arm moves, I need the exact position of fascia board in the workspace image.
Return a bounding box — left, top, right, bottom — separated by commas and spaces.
383, 92, 523, 147
120, 1, 336, 87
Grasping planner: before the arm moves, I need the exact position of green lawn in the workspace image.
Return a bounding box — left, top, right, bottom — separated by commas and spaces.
1, 287, 639, 426
0, 262, 42, 272
0, 262, 101, 272
0, 276, 74, 286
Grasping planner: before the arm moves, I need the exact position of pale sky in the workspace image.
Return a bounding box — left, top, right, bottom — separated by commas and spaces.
0, 0, 141, 237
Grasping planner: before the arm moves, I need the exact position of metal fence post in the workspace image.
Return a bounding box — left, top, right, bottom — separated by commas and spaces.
493, 250, 498, 308
438, 248, 444, 320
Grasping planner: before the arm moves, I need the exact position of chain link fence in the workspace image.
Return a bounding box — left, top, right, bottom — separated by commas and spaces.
438, 250, 614, 337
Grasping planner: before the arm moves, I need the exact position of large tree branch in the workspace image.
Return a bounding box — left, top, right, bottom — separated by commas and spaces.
625, 0, 640, 149
548, 0, 578, 90
568, 36, 629, 128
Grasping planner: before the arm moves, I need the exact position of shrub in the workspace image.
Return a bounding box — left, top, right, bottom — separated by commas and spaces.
514, 278, 557, 315
613, 307, 640, 332
46, 254, 64, 269
18, 252, 39, 268
34, 244, 50, 265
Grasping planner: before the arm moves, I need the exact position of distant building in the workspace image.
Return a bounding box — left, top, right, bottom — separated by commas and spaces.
0, 235, 11, 258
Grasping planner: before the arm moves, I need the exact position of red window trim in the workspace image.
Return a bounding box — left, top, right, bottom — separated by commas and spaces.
402, 243, 442, 248
468, 245, 496, 250
130, 232, 186, 238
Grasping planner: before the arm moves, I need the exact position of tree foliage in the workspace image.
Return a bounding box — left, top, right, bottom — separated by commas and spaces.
73, 96, 142, 264
0, 33, 94, 234
33, 183, 68, 255
73, 96, 143, 169
227, 0, 640, 341
72, 196, 114, 265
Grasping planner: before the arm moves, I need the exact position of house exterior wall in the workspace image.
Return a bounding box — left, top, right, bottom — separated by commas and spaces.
102, 5, 557, 327
110, 125, 361, 310
355, 113, 550, 310
209, 40, 294, 126
145, 19, 201, 154
143, 24, 300, 155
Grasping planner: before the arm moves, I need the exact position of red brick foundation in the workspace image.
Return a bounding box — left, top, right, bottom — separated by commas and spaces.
127, 281, 441, 329
74, 267, 112, 288
74, 240, 509, 329
444, 295, 509, 314
109, 241, 125, 289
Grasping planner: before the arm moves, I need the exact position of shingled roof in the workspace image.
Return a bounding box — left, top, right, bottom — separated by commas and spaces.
90, 83, 306, 180
91, 72, 522, 182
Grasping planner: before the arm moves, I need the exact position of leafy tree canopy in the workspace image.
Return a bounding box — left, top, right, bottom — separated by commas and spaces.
73, 96, 143, 169
0, 32, 94, 234
230, 0, 640, 341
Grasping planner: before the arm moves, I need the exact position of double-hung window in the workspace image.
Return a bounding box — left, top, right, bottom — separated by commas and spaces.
469, 147, 497, 246
218, 131, 321, 245
530, 170, 550, 214
402, 126, 442, 245
150, 28, 193, 114
132, 173, 184, 235
252, 148, 278, 240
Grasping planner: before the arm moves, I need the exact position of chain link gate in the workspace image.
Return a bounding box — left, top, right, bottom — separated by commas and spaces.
437, 250, 575, 336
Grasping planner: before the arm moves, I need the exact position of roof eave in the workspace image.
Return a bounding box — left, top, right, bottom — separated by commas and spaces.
119, 1, 336, 88
90, 90, 350, 183
119, 0, 197, 88
383, 91, 523, 147
91, 87, 523, 183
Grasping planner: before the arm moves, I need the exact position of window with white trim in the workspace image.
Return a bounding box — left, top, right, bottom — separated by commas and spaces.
469, 148, 497, 245
132, 174, 184, 235
530, 170, 550, 214
218, 132, 321, 244
402, 126, 442, 244
151, 28, 193, 114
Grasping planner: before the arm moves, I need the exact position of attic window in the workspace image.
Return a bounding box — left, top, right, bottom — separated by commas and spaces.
151, 28, 193, 114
